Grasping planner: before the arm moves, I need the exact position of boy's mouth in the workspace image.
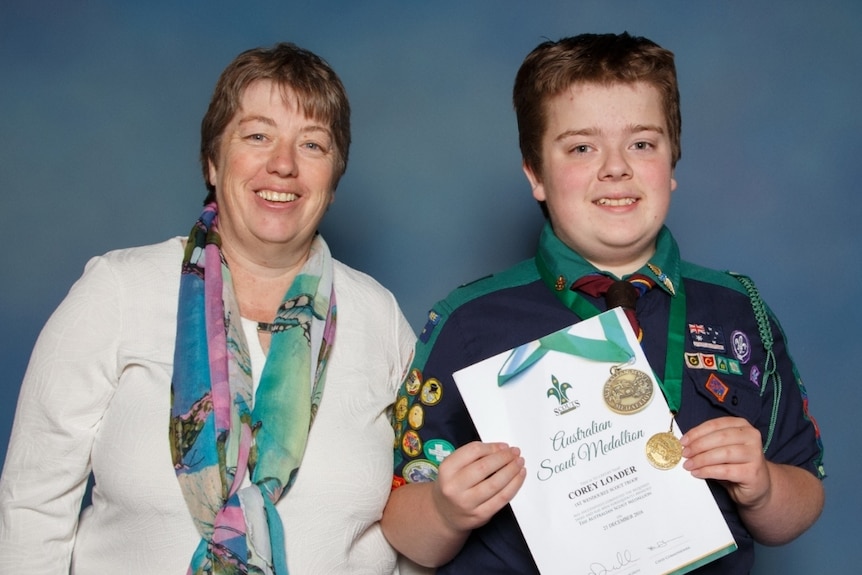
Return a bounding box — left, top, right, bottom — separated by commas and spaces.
595, 197, 637, 207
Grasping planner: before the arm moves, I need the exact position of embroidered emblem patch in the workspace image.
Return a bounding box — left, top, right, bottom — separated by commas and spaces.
700, 354, 716, 369
391, 475, 406, 490
731, 330, 751, 363
405, 368, 422, 395
749, 365, 762, 387
728, 359, 742, 375
424, 438, 455, 464
705, 374, 730, 402
408, 404, 425, 430
420, 378, 443, 406
403, 459, 439, 483
419, 310, 441, 343
401, 430, 422, 457
685, 352, 702, 368
689, 323, 726, 353
394, 396, 408, 422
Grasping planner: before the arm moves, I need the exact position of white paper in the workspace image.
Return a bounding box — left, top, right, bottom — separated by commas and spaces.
453, 308, 736, 575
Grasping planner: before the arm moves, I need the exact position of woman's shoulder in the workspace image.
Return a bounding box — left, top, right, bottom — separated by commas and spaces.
75, 237, 184, 293
96, 237, 184, 267
332, 259, 396, 301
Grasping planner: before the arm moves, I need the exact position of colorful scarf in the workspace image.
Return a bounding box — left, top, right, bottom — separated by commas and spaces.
170, 203, 336, 574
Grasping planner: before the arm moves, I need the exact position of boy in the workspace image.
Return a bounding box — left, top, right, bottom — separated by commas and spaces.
382, 33, 824, 574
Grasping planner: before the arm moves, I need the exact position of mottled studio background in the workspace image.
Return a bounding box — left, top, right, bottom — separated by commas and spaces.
1, 1, 859, 571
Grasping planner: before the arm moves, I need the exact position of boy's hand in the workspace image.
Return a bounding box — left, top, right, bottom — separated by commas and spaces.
680, 416, 771, 510
432, 441, 526, 533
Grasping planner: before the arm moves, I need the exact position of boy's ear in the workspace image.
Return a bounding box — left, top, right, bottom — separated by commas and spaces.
670, 169, 678, 193
522, 161, 545, 201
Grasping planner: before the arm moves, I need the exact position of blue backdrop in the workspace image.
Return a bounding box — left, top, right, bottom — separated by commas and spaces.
2, 1, 859, 571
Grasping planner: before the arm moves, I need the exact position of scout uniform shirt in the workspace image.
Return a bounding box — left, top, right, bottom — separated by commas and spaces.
391, 223, 823, 575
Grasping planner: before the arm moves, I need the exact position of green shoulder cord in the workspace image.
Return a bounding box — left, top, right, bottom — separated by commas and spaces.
731, 273, 781, 453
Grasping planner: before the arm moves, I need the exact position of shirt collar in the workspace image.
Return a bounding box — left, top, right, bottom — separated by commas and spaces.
535, 222, 681, 297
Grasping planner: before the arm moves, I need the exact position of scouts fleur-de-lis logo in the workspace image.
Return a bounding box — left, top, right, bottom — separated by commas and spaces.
547, 375, 580, 415
547, 375, 571, 405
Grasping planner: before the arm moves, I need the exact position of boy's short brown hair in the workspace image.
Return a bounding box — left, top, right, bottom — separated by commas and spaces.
514, 32, 680, 180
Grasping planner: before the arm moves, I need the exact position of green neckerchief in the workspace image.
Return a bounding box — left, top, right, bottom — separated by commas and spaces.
534, 222, 686, 412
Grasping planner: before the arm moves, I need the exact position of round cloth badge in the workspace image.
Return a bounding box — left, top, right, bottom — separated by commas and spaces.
403, 459, 439, 483
731, 330, 751, 364
408, 404, 425, 429
401, 430, 422, 458
405, 368, 423, 395
394, 396, 408, 421
423, 438, 455, 464
420, 378, 443, 406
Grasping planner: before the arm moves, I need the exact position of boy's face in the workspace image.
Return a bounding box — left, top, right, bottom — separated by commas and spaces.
524, 81, 677, 277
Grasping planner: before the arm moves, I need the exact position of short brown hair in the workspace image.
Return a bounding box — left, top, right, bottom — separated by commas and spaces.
513, 32, 681, 180
200, 43, 351, 203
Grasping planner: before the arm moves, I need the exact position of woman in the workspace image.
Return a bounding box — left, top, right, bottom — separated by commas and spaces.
0, 43, 416, 574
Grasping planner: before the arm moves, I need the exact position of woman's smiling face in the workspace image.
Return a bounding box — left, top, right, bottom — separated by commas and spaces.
208, 79, 338, 263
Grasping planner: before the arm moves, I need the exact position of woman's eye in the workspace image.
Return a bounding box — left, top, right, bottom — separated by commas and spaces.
303, 141, 330, 154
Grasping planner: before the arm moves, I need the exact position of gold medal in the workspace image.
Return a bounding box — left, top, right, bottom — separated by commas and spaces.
602, 366, 653, 414
645, 417, 683, 470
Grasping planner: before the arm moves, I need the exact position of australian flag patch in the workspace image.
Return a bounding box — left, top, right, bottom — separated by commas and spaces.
689, 323, 726, 353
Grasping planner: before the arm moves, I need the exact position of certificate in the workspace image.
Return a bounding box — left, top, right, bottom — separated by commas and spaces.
452, 308, 736, 575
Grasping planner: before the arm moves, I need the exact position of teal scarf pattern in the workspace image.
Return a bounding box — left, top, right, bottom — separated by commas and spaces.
170, 203, 336, 574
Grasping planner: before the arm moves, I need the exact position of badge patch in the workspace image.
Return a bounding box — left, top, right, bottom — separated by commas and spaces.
705, 374, 729, 402
405, 368, 422, 395
731, 330, 751, 364
728, 359, 742, 375
401, 430, 422, 457
424, 438, 455, 464
419, 310, 441, 343
689, 323, 726, 352
408, 404, 425, 429
403, 459, 439, 483
391, 475, 406, 490
749, 365, 762, 387
685, 352, 702, 368
394, 396, 408, 422
700, 354, 716, 369
420, 378, 443, 406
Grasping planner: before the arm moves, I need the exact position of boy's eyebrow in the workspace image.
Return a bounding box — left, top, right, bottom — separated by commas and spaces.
554, 127, 599, 141
554, 124, 665, 142
630, 123, 665, 134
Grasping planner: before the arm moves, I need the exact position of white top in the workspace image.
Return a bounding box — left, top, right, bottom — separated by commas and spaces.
0, 237, 417, 575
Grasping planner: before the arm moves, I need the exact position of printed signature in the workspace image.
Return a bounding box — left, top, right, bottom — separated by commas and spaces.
647, 536, 683, 551
586, 549, 639, 575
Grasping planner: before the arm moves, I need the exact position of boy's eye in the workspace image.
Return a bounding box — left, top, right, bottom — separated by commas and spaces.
633, 141, 652, 150
571, 144, 590, 154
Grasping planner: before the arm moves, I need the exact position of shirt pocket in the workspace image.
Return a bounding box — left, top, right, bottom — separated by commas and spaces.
686, 369, 763, 424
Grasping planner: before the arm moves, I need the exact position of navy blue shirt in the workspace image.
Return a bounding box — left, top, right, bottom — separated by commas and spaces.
392, 224, 824, 574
